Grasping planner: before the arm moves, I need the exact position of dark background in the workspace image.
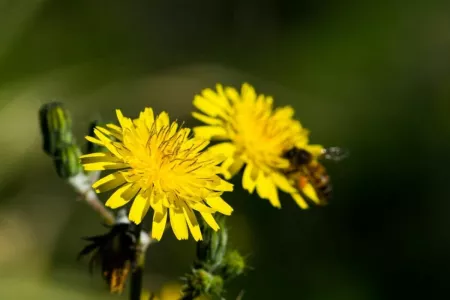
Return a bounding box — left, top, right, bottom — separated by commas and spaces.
0, 0, 449, 299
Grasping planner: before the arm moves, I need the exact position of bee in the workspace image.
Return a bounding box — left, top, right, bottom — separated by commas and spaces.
282, 146, 348, 205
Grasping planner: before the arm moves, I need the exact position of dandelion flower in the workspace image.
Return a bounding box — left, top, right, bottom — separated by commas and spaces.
192, 83, 323, 209
80, 108, 234, 241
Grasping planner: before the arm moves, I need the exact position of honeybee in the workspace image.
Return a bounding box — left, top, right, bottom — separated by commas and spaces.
282, 146, 348, 205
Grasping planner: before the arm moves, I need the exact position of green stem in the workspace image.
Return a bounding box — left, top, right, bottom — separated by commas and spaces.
130, 224, 143, 300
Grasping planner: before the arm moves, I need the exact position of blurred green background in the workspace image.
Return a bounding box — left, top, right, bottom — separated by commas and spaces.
1, 0, 450, 299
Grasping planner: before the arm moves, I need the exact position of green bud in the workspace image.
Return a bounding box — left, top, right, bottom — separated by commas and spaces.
218, 250, 246, 280
182, 269, 223, 298
196, 215, 228, 270
53, 143, 82, 179
39, 102, 74, 156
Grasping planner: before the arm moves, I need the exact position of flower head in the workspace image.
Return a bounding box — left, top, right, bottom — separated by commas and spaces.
78, 223, 136, 294
192, 83, 323, 209
80, 108, 234, 241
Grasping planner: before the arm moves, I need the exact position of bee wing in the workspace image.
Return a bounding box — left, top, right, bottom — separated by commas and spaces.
321, 147, 349, 162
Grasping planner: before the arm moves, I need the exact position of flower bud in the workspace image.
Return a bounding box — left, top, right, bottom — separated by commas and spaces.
52, 143, 82, 179
196, 215, 228, 270
182, 269, 223, 298
218, 250, 246, 280
39, 102, 74, 156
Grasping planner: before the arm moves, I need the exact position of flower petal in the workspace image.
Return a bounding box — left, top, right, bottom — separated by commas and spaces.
85, 135, 103, 146
156, 111, 170, 130
83, 162, 129, 171
241, 83, 257, 104
182, 204, 202, 241
169, 207, 188, 240
80, 152, 121, 164
129, 191, 151, 224
242, 163, 258, 193
256, 173, 281, 208
152, 203, 168, 241
189, 201, 216, 213
212, 179, 234, 192
305, 144, 324, 157
200, 212, 220, 231
192, 112, 223, 126
205, 196, 233, 215
92, 172, 126, 193
222, 157, 245, 179
302, 182, 320, 204
271, 172, 297, 194
292, 193, 309, 209
105, 182, 139, 209
207, 142, 236, 157
193, 126, 228, 140
193, 95, 228, 118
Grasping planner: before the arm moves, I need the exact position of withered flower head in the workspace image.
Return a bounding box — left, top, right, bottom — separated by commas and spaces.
78, 223, 137, 294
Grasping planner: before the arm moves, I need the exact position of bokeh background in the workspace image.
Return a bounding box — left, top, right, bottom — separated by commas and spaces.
1, 0, 450, 299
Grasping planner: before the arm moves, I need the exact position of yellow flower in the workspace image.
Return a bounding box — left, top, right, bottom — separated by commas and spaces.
80, 108, 234, 241
192, 83, 323, 209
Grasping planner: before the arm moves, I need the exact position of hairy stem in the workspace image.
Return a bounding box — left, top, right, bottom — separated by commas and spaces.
68, 172, 115, 225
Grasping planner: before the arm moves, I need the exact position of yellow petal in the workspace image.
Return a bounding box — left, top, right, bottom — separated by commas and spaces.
305, 144, 324, 157
302, 183, 320, 204
93, 128, 123, 158
182, 204, 202, 241
95, 126, 121, 141
105, 183, 139, 209
152, 203, 168, 241
116, 109, 133, 129
156, 111, 170, 130
106, 123, 122, 133
256, 173, 281, 208
242, 163, 258, 193
212, 179, 234, 192
92, 172, 126, 193
203, 85, 231, 110
193, 95, 227, 118
241, 83, 257, 103
193, 126, 228, 140
80, 152, 121, 164
292, 193, 309, 209
224, 86, 241, 104
200, 212, 220, 231
85, 135, 103, 146
273, 106, 295, 119
207, 142, 236, 157
206, 197, 233, 215
169, 208, 188, 240
142, 107, 155, 130
83, 162, 129, 171
222, 157, 245, 179
189, 201, 216, 213
129, 191, 151, 224
271, 172, 297, 194
192, 112, 223, 126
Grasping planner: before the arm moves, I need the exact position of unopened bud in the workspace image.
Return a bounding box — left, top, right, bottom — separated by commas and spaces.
196, 216, 228, 270
39, 102, 74, 156
182, 269, 223, 298
219, 250, 246, 280
53, 143, 82, 179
